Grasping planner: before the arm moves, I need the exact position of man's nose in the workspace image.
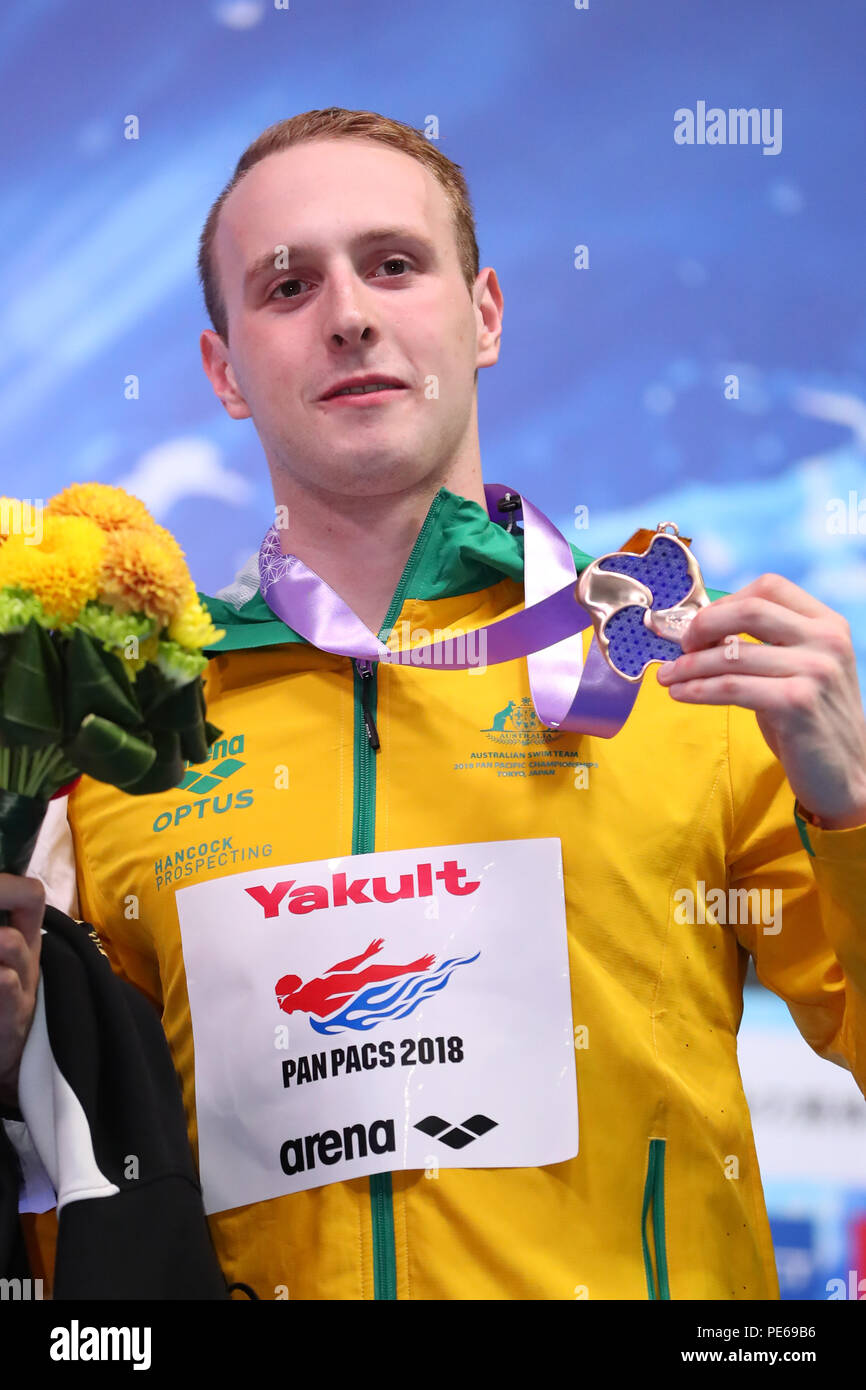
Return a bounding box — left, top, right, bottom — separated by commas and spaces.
320, 271, 378, 347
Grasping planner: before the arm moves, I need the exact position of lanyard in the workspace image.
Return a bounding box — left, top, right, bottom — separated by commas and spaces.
258, 483, 639, 737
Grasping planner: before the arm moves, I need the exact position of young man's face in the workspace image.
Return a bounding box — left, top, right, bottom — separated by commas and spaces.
201, 138, 502, 499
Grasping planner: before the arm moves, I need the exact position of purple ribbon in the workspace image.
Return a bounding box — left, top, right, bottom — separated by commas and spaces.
258, 484, 639, 736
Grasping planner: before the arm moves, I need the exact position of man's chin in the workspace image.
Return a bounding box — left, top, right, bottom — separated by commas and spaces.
292, 455, 434, 495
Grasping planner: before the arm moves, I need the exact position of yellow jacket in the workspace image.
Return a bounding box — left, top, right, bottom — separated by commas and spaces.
52, 486, 866, 1299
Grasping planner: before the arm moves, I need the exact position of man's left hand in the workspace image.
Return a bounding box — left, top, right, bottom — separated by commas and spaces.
656, 573, 866, 830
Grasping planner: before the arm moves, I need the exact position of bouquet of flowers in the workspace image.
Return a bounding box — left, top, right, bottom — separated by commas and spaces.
0, 483, 225, 878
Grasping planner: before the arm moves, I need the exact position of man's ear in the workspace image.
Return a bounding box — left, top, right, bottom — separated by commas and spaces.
474, 267, 503, 371
200, 329, 252, 420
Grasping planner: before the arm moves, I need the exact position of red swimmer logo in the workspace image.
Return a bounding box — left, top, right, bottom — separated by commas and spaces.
275, 938, 480, 1036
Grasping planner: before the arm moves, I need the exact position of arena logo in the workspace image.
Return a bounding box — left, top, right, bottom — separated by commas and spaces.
674, 102, 782, 156
176, 732, 247, 795
152, 731, 254, 831
279, 1118, 395, 1175
414, 1113, 497, 1150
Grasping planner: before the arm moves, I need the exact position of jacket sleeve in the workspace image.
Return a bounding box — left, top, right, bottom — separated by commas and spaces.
65, 797, 164, 1012
26, 792, 160, 1007
725, 697, 866, 1096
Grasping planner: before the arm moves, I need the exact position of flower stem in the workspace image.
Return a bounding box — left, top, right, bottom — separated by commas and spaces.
15, 746, 30, 794
0, 742, 73, 799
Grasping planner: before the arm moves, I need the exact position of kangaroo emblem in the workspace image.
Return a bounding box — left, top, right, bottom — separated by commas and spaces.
484, 699, 517, 731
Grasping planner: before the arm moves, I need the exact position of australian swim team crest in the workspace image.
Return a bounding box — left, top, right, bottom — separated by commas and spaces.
453, 695, 595, 780
481, 696, 562, 747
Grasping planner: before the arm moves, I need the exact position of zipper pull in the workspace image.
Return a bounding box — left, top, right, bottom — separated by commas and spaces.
354, 659, 381, 752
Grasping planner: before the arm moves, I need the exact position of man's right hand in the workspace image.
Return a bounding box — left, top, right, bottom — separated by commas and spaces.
0, 875, 45, 1110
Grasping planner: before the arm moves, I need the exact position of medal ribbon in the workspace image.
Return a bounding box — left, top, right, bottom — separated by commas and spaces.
258, 483, 639, 736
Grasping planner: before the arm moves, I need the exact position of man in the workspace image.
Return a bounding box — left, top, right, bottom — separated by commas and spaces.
4, 106, 866, 1300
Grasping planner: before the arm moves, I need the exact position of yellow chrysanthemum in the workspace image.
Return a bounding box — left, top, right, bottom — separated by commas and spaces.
0, 514, 106, 622
0, 496, 18, 544
98, 528, 190, 626
168, 587, 225, 650
48, 481, 156, 532
149, 521, 192, 571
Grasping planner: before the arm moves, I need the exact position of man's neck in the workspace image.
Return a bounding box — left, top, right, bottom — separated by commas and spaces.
271, 468, 487, 636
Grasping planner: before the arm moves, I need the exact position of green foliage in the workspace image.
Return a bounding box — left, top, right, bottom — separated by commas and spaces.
0, 618, 221, 801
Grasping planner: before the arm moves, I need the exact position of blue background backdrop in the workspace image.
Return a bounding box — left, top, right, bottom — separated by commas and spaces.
2, 0, 865, 1299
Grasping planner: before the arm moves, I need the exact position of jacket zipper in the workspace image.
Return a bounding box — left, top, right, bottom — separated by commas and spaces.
356, 661, 380, 751
352, 491, 445, 1301
352, 657, 392, 1297
641, 1138, 670, 1299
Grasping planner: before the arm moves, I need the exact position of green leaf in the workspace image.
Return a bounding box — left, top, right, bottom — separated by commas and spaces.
124, 728, 187, 796
0, 633, 13, 689
146, 677, 200, 732
147, 678, 214, 765
0, 790, 48, 877
180, 714, 210, 766
185, 716, 224, 765
65, 714, 156, 789
132, 661, 173, 719
0, 619, 63, 747
63, 628, 142, 732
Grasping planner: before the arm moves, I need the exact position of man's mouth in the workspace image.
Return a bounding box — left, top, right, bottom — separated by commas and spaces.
320, 375, 409, 402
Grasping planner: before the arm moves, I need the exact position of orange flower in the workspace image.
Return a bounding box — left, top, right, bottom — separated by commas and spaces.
48, 481, 155, 532
98, 528, 189, 627
149, 521, 191, 571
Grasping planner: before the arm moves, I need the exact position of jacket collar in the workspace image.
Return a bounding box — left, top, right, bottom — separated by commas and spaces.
199, 485, 595, 655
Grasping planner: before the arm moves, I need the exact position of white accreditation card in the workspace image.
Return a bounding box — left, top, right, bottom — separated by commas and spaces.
176, 836, 578, 1214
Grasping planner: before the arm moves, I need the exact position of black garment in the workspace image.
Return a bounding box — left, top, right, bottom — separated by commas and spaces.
0, 905, 229, 1299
